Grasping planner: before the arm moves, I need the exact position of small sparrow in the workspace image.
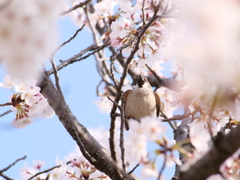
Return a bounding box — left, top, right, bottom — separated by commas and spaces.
122, 75, 160, 130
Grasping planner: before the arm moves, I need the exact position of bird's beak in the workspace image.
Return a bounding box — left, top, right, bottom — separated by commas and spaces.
137, 75, 145, 87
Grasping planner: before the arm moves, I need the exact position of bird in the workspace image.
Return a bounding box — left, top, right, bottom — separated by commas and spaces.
122, 75, 160, 130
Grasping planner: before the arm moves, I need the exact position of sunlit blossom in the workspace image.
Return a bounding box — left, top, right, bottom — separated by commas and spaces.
0, 0, 64, 82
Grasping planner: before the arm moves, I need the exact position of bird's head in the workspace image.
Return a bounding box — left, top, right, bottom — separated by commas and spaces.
137, 75, 151, 88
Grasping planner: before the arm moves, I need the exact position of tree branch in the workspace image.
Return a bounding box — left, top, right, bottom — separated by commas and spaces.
179, 122, 240, 180
0, 173, 13, 180
38, 74, 136, 180
0, 110, 12, 118
54, 24, 85, 54
28, 165, 60, 180
163, 112, 194, 122
47, 43, 109, 76
0, 156, 27, 174
109, 2, 163, 164
61, 0, 92, 15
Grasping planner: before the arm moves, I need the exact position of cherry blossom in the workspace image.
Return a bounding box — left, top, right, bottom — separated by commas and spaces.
93, 96, 113, 114
0, 0, 64, 82
141, 163, 159, 179
33, 160, 45, 171
0, 75, 55, 128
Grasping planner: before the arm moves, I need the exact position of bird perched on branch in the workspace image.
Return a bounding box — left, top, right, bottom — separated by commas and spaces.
122, 75, 160, 130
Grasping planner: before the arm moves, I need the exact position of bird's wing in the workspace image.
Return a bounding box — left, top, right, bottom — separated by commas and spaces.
153, 92, 161, 117
122, 89, 132, 104
122, 90, 132, 131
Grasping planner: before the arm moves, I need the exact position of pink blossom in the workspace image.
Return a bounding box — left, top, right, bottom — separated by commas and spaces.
33, 160, 45, 170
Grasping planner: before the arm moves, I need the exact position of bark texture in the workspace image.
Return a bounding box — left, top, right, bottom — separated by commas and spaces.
38, 75, 136, 180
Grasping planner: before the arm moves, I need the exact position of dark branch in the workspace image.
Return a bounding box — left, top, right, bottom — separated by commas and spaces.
61, 0, 92, 15
28, 165, 61, 180
0, 103, 13, 107
179, 123, 240, 180
163, 112, 194, 122
157, 156, 167, 180
0, 173, 13, 180
38, 74, 136, 180
0, 156, 27, 174
128, 164, 140, 174
0, 110, 12, 118
47, 43, 109, 76
28, 160, 74, 180
54, 24, 85, 54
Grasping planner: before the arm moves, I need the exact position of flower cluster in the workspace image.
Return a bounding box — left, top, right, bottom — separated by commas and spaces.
20, 158, 109, 180
109, 0, 172, 67
0, 75, 55, 128
67, 0, 173, 69
0, 0, 64, 82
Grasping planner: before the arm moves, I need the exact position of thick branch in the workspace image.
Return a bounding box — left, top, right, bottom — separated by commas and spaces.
173, 118, 194, 180
38, 75, 135, 180
179, 123, 240, 180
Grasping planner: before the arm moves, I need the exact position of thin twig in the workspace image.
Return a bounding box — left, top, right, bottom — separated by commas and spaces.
28, 160, 74, 180
110, 60, 119, 88
0, 173, 13, 180
0, 103, 13, 107
54, 24, 85, 54
162, 112, 194, 122
128, 164, 140, 174
0, 110, 12, 118
157, 156, 167, 180
168, 121, 176, 130
120, 99, 126, 172
50, 58, 64, 97
0, 156, 27, 173
107, 96, 121, 109
111, 38, 137, 62
141, 0, 146, 25
159, 107, 177, 130
103, 60, 119, 88
96, 79, 103, 96
47, 43, 109, 76
145, 64, 164, 86
28, 165, 60, 180
61, 0, 92, 15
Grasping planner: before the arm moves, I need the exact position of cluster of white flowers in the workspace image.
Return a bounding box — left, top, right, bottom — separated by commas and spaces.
0, 0, 65, 82
0, 75, 55, 128
171, 0, 240, 103
66, 0, 173, 71
181, 94, 240, 178
109, 0, 172, 68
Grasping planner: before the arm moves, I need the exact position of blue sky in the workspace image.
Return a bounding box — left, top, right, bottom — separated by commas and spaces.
0, 16, 175, 179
